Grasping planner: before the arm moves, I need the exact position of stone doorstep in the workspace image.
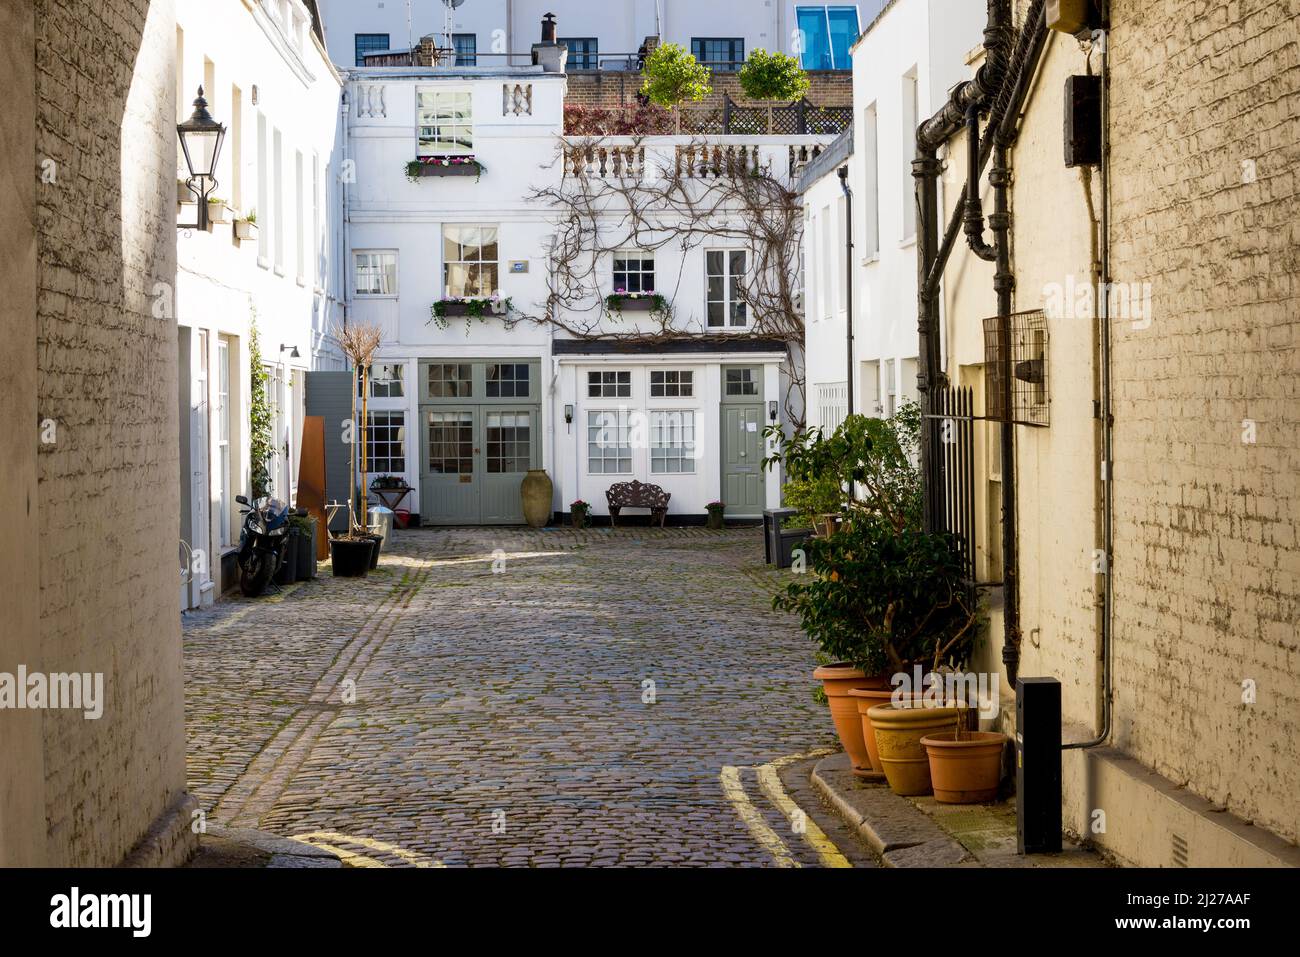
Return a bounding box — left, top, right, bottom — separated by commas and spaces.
811, 753, 1107, 868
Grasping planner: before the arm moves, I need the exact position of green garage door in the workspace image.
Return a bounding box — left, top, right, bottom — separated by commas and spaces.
419, 360, 541, 525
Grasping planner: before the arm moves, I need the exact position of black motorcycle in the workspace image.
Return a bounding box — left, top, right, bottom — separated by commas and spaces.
234, 495, 305, 597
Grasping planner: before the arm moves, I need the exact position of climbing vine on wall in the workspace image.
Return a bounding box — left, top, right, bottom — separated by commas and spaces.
249, 319, 274, 500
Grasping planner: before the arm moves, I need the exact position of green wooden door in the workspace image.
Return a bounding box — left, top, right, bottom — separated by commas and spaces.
721, 403, 765, 517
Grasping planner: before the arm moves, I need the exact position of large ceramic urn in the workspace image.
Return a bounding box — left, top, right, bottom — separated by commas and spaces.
520, 468, 553, 528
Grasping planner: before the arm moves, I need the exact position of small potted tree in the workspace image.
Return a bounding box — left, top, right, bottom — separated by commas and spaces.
570, 499, 591, 529
640, 43, 712, 134
737, 49, 810, 133
330, 322, 384, 577
705, 501, 725, 530
922, 685, 1007, 803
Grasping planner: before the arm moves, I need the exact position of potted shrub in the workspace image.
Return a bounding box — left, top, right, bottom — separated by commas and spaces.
206, 196, 232, 224
330, 321, 384, 577
404, 155, 486, 181
771, 406, 978, 790
705, 501, 725, 530
570, 499, 591, 529
605, 291, 668, 317
290, 513, 318, 580
273, 523, 300, 585
235, 209, 258, 241
737, 48, 810, 133
429, 295, 513, 330
921, 690, 1007, 803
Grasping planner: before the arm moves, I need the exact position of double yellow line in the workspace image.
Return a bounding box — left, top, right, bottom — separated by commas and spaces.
720, 750, 852, 868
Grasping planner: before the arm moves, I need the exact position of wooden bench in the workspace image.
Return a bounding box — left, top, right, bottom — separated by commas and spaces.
606, 480, 671, 528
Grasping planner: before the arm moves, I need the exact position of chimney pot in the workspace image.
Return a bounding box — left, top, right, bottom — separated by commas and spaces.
541, 13, 557, 43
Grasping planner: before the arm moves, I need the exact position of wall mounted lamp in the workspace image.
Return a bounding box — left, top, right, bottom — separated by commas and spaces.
176, 86, 226, 232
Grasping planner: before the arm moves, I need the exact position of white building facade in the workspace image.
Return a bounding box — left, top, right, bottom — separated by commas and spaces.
802, 0, 986, 428
320, 0, 888, 71
345, 50, 832, 524
176, 0, 347, 607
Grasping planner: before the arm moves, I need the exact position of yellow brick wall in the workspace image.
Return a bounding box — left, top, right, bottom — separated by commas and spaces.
1106, 0, 1300, 845
34, 0, 192, 866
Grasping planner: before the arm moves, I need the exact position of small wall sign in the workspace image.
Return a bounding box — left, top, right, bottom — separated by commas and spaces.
509, 261, 529, 274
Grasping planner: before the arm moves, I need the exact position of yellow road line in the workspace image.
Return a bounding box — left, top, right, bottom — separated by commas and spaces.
289, 831, 444, 868
719, 766, 800, 868
756, 761, 852, 869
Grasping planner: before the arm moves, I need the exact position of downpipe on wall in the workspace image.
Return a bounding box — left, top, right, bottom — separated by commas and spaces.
838, 166, 855, 415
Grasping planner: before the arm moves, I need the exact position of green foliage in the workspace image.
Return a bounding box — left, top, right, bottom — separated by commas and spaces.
769, 403, 972, 674
773, 513, 977, 675
604, 292, 668, 318
781, 472, 843, 529
248, 322, 274, 500
738, 49, 810, 103
429, 296, 514, 331
639, 43, 712, 109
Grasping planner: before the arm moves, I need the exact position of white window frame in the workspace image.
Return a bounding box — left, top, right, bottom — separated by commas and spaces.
706, 248, 749, 328
354, 250, 398, 297
366, 410, 407, 476
442, 224, 498, 298
417, 88, 474, 157
650, 410, 696, 474
613, 250, 656, 294
216, 337, 233, 548
649, 370, 694, 398
587, 370, 631, 398
587, 409, 633, 475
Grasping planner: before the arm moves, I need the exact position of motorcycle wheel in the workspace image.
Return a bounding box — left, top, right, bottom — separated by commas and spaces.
239, 551, 273, 597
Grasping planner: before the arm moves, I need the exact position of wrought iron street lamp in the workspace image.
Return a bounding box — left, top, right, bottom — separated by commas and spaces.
177, 86, 226, 231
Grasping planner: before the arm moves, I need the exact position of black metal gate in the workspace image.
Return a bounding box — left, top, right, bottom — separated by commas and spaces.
929, 384, 977, 582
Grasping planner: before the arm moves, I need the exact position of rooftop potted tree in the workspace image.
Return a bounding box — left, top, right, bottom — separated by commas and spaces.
640, 43, 712, 134
737, 48, 810, 133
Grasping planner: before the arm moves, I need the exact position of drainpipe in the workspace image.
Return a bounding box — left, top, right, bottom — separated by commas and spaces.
1065, 26, 1112, 750
838, 165, 855, 415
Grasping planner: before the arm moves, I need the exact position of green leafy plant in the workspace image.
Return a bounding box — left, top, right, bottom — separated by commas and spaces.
640, 43, 712, 132
780, 472, 843, 530
244, 208, 257, 224
405, 156, 486, 183
604, 291, 668, 318
429, 295, 515, 331
738, 48, 810, 131
773, 513, 977, 675
248, 321, 274, 500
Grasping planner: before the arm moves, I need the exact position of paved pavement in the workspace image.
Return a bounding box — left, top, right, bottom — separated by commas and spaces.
182, 526, 849, 867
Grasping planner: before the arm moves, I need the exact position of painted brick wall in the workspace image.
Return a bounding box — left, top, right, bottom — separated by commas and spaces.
35, 0, 193, 865
563, 70, 854, 109
1107, 0, 1300, 844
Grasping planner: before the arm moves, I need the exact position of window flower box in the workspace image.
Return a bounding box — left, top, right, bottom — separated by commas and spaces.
234, 218, 258, 241
207, 198, 233, 224
405, 156, 486, 182
430, 295, 514, 329
605, 291, 668, 315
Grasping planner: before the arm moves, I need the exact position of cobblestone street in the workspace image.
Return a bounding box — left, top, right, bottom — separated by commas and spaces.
183, 527, 843, 866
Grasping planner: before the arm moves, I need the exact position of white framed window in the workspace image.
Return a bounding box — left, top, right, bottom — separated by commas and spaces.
418, 89, 473, 156
587, 410, 632, 474
862, 102, 880, 258
820, 206, 833, 320
366, 411, 406, 475
613, 251, 655, 293
256, 112, 268, 262
650, 370, 693, 397
650, 411, 696, 474
273, 127, 284, 274
816, 382, 848, 433
354, 250, 397, 296
442, 225, 498, 298
901, 68, 919, 240
706, 249, 748, 327
588, 370, 631, 398
294, 150, 305, 283
360, 362, 404, 398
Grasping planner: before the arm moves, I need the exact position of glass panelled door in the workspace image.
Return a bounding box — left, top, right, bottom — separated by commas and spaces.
418, 359, 541, 525
481, 409, 534, 523
421, 408, 477, 524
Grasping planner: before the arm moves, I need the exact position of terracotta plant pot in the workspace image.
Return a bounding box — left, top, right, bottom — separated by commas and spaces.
867, 701, 959, 796
848, 684, 907, 773
814, 664, 887, 777
520, 468, 553, 528
921, 731, 1007, 804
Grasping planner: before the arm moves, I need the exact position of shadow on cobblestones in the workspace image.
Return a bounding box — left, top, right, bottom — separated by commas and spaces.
184, 526, 837, 866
